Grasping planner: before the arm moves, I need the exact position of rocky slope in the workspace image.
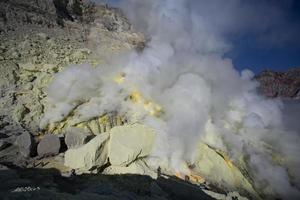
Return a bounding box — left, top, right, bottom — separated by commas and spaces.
255, 67, 300, 98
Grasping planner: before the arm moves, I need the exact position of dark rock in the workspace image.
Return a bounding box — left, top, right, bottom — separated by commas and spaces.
0, 0, 96, 31
0, 140, 10, 151
255, 67, 300, 98
15, 132, 34, 157
37, 134, 60, 157
0, 0, 57, 29
53, 0, 74, 23
296, 89, 300, 99
98, 6, 131, 32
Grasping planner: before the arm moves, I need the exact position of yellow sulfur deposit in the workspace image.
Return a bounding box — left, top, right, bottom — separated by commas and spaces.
128, 90, 163, 117
113, 72, 163, 117
42, 71, 163, 136
215, 149, 234, 169
113, 72, 126, 84
144, 100, 163, 117
45, 113, 126, 135
129, 90, 142, 102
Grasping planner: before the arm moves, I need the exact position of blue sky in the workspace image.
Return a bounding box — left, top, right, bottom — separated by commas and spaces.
226, 0, 300, 73
226, 34, 300, 74
104, 0, 300, 74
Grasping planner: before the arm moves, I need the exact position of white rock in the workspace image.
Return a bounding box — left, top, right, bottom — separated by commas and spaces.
64, 132, 109, 170
108, 123, 156, 167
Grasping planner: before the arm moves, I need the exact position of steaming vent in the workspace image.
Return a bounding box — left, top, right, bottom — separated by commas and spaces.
37, 1, 300, 199
40, 70, 163, 137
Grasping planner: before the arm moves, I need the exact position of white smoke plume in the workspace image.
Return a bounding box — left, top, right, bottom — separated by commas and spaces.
42, 0, 300, 199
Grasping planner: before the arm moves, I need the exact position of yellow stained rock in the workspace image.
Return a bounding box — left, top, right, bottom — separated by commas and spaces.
113, 72, 125, 84
113, 72, 163, 117
193, 143, 260, 199
108, 123, 156, 167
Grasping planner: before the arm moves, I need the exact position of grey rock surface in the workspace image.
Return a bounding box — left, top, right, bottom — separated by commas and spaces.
65, 128, 93, 149
37, 134, 60, 157
15, 132, 34, 157
0, 0, 95, 32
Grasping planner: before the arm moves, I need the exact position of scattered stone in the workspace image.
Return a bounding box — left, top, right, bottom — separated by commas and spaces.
108, 124, 156, 167
15, 132, 34, 157
37, 134, 61, 157
65, 127, 93, 149
64, 132, 109, 171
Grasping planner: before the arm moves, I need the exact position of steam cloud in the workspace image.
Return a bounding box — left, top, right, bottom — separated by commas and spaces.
42, 0, 300, 198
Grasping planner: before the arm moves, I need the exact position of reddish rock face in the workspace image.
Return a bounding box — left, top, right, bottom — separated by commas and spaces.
255, 67, 300, 98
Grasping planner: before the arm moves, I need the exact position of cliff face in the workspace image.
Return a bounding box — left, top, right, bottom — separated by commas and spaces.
0, 0, 95, 30
0, 0, 145, 137
255, 67, 300, 98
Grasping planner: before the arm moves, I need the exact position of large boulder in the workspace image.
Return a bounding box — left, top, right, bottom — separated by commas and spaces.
193, 143, 259, 198
15, 132, 34, 157
65, 127, 93, 149
64, 132, 109, 171
108, 124, 156, 167
37, 134, 61, 157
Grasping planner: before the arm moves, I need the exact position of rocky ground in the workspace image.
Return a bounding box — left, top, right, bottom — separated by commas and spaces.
2, 1, 298, 200
0, 164, 220, 200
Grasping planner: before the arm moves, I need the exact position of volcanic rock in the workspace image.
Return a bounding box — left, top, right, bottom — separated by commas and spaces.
255, 67, 300, 98
0, 0, 95, 30
108, 124, 156, 167
15, 132, 34, 157
65, 127, 93, 149
0, 140, 10, 151
37, 134, 61, 157
64, 132, 109, 171
193, 143, 259, 198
